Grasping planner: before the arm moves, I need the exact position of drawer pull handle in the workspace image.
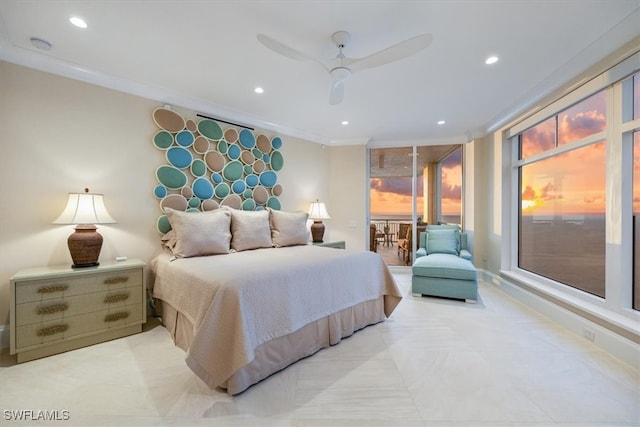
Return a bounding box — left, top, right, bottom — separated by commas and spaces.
104, 276, 129, 285
37, 324, 69, 336
104, 293, 129, 303
104, 312, 129, 322
37, 303, 69, 315
37, 285, 69, 294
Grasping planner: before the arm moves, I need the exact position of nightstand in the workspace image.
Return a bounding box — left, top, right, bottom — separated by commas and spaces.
311, 241, 346, 249
10, 259, 146, 363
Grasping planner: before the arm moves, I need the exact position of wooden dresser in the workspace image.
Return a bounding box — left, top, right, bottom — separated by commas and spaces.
10, 259, 146, 363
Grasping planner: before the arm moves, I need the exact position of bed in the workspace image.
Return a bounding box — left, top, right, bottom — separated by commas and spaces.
149, 207, 402, 395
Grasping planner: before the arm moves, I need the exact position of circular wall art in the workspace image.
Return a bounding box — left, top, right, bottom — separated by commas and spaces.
152, 107, 285, 233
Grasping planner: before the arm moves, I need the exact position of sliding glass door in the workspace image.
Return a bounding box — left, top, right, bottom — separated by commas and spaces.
369, 144, 462, 266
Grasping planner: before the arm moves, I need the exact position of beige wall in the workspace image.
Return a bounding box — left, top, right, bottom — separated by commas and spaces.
0, 61, 333, 331
328, 145, 367, 251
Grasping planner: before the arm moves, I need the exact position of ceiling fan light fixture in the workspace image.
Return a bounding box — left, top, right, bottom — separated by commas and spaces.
330, 66, 351, 81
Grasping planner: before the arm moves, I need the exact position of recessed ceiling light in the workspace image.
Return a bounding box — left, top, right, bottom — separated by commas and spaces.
30, 37, 52, 50
254, 87, 264, 94
437, 120, 446, 125
485, 55, 499, 65
341, 120, 349, 125
69, 16, 88, 29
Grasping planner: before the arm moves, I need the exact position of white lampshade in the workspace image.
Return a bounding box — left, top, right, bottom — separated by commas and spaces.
308, 200, 331, 220
53, 191, 116, 225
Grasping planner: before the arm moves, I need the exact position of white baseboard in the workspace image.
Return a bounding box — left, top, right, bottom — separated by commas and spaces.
0, 324, 8, 350
480, 270, 640, 371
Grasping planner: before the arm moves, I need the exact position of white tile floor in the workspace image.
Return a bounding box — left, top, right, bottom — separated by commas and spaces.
1, 270, 638, 426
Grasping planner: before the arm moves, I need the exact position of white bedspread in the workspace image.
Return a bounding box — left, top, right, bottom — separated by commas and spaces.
150, 245, 402, 389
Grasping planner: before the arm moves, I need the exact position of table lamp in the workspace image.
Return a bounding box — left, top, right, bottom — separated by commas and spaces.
308, 199, 331, 243
53, 188, 117, 268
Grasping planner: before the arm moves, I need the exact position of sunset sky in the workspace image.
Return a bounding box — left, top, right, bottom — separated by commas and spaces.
370, 148, 461, 218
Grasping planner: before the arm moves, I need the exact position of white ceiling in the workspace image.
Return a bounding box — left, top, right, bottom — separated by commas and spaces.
0, 1, 638, 147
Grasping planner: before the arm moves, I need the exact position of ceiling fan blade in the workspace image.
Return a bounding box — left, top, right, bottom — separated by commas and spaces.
329, 80, 344, 105
257, 33, 318, 63
347, 33, 433, 73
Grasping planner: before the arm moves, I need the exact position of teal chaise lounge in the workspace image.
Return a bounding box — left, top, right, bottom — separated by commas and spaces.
411, 225, 478, 302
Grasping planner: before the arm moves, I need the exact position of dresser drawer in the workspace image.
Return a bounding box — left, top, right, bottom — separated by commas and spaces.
15, 269, 143, 304
15, 286, 143, 326
15, 302, 144, 350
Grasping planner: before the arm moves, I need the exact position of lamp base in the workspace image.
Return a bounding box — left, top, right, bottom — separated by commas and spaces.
310, 220, 325, 243
68, 224, 103, 268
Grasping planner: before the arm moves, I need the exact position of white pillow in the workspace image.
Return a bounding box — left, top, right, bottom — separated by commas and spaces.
165, 208, 231, 258
229, 209, 273, 251
268, 209, 309, 247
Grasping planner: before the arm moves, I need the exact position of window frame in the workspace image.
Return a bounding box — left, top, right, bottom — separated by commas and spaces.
502, 52, 640, 326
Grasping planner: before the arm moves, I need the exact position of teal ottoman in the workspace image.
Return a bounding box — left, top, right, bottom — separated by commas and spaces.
412, 253, 478, 302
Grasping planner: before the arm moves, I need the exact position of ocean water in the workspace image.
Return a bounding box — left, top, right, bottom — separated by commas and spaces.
519, 214, 605, 297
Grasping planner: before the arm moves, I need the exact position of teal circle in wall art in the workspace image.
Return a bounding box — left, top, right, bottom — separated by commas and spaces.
193, 177, 214, 199
198, 119, 223, 140
239, 128, 256, 149
266, 196, 281, 210
227, 144, 241, 160
176, 130, 195, 147
242, 199, 256, 211
245, 174, 259, 187
223, 160, 243, 181
190, 159, 207, 177
259, 170, 277, 187
271, 136, 283, 149
166, 146, 193, 169
211, 172, 223, 184
231, 179, 246, 194
153, 131, 173, 149
156, 165, 187, 189
157, 215, 171, 234
244, 165, 253, 174
217, 140, 228, 155
252, 148, 262, 159
189, 197, 201, 208
154, 185, 167, 199
243, 189, 253, 199
215, 182, 230, 198
270, 150, 284, 171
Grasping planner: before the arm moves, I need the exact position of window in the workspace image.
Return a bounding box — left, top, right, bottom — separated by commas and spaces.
439, 147, 462, 225
633, 72, 640, 310
518, 92, 606, 297
634, 131, 639, 309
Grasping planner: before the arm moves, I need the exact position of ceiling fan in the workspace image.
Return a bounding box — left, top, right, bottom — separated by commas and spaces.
257, 31, 433, 105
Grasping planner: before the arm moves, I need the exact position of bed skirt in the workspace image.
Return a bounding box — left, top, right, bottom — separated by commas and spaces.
158, 296, 386, 395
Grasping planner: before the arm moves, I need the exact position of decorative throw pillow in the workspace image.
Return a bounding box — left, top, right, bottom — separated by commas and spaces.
268, 208, 309, 247
229, 209, 273, 251
160, 230, 177, 251
165, 208, 231, 258
426, 229, 459, 255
